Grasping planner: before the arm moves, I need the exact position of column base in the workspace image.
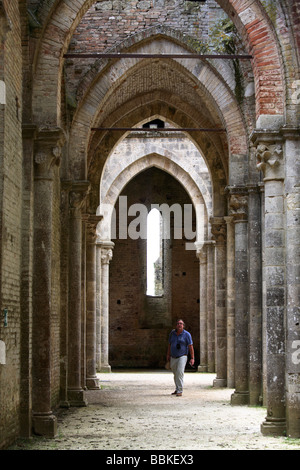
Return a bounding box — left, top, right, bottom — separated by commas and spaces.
32, 412, 57, 437
59, 400, 70, 408
86, 376, 101, 390
213, 378, 227, 388
67, 388, 88, 407
231, 390, 249, 405
20, 410, 32, 438
198, 365, 208, 372
227, 379, 235, 389
100, 364, 111, 373
261, 418, 286, 436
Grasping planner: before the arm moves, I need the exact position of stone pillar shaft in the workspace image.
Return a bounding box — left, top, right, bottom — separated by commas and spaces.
100, 241, 114, 372
206, 241, 215, 372
224, 216, 235, 389
252, 133, 286, 436
32, 128, 64, 437
20, 124, 36, 437
229, 190, 249, 405
67, 182, 90, 406
96, 243, 102, 371
85, 216, 101, 389
196, 245, 207, 372
284, 128, 300, 438
263, 178, 286, 432
211, 218, 227, 388
248, 185, 263, 406
231, 219, 249, 404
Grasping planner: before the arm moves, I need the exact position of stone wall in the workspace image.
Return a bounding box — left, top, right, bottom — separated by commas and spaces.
0, 0, 23, 449
65, 0, 227, 99
109, 167, 199, 369
51, 167, 62, 407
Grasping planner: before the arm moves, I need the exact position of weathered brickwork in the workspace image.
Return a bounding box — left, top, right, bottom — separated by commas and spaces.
109, 167, 200, 368
1, 0, 300, 450
0, 0, 23, 449
69, 0, 223, 56
51, 167, 62, 407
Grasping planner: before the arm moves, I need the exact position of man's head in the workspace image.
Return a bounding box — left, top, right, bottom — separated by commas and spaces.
176, 319, 185, 331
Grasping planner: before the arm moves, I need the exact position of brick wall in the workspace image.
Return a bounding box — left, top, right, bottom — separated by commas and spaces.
66, 0, 226, 98
109, 167, 199, 369
0, 0, 23, 449
51, 167, 62, 407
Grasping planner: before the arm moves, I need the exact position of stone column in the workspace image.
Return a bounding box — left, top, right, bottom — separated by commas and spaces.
196, 244, 208, 372
248, 184, 263, 406
224, 216, 235, 388
211, 218, 227, 388
206, 240, 216, 373
67, 182, 90, 406
283, 127, 300, 438
32, 127, 64, 437
96, 243, 102, 371
100, 241, 114, 372
85, 215, 102, 389
59, 181, 71, 409
252, 131, 286, 436
20, 124, 36, 437
229, 189, 249, 405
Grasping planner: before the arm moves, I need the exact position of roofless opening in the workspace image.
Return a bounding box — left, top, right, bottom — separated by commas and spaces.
142, 119, 165, 129
147, 208, 163, 297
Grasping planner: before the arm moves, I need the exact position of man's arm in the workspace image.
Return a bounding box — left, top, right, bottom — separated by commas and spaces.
167, 343, 171, 362
189, 344, 195, 366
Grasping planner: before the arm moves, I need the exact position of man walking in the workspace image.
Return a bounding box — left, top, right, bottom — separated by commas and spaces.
166, 319, 194, 396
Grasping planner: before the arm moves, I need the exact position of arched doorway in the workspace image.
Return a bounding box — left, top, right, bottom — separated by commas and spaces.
10, 0, 298, 444
109, 167, 200, 370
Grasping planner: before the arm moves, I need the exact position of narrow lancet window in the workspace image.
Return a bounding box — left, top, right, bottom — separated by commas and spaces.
146, 208, 163, 296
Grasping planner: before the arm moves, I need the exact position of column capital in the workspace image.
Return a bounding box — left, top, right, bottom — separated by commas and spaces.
195, 242, 207, 262
83, 214, 102, 243
246, 183, 261, 194
210, 217, 226, 244
99, 240, 114, 264
280, 126, 300, 141
68, 181, 91, 216
250, 129, 284, 181
0, 3, 12, 43
224, 215, 234, 224
227, 188, 248, 223
22, 123, 37, 139
34, 127, 65, 179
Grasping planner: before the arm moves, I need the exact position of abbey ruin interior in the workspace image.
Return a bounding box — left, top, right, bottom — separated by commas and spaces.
0, 0, 300, 448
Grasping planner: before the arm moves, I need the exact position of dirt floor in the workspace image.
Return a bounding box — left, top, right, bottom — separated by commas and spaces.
8, 371, 300, 451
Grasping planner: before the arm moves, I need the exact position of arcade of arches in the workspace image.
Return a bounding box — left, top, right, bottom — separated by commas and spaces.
0, 0, 300, 448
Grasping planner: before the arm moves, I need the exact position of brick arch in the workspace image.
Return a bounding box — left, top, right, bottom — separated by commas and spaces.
100, 143, 212, 216
98, 153, 208, 246
84, 40, 243, 136
75, 26, 238, 102
32, 0, 286, 126
215, 0, 285, 120
70, 58, 231, 172
68, 49, 246, 186
88, 95, 228, 217
32, 0, 95, 125
87, 92, 228, 207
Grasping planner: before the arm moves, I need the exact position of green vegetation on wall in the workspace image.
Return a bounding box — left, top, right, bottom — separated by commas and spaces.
208, 17, 245, 104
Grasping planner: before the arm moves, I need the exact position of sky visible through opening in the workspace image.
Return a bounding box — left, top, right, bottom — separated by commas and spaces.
147, 208, 161, 296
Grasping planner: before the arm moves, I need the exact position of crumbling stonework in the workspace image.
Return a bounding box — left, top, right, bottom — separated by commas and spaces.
0, 0, 300, 449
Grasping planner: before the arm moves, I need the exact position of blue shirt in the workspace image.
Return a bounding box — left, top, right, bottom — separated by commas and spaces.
169, 329, 193, 358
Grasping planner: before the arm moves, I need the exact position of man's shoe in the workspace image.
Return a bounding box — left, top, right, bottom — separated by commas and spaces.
171, 391, 177, 395
176, 392, 182, 396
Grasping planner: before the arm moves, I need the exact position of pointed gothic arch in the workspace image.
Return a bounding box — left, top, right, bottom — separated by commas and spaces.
1, 0, 299, 447
31, 0, 286, 128
98, 152, 209, 244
